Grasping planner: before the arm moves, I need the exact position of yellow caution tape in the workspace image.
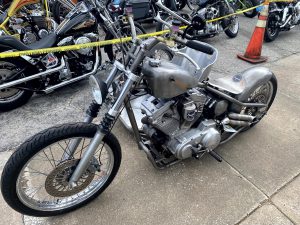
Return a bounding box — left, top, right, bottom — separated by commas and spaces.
0, 0, 293, 59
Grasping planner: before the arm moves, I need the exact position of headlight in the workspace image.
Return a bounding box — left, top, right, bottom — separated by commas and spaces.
89, 75, 102, 104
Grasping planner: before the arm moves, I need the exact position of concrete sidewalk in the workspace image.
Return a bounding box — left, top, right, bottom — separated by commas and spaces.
0, 17, 299, 225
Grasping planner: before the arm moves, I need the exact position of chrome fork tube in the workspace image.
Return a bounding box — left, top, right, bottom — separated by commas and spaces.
61, 116, 93, 161
69, 130, 106, 187
69, 73, 136, 185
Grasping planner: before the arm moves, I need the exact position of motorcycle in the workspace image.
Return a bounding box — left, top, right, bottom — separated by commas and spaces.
188, 0, 259, 17
1, 7, 277, 216
52, 0, 181, 24
0, 0, 57, 44
156, 0, 239, 39
265, 0, 300, 42
0, 0, 145, 111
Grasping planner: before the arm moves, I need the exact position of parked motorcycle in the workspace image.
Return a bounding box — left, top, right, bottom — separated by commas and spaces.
1, 10, 277, 216
156, 0, 239, 38
53, 0, 181, 24
265, 0, 300, 42
0, 0, 56, 44
0, 0, 144, 111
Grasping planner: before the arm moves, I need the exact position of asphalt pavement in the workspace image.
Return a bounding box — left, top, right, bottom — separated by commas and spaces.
0, 15, 299, 225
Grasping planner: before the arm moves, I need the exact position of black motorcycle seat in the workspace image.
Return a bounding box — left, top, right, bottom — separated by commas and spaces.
0, 33, 57, 51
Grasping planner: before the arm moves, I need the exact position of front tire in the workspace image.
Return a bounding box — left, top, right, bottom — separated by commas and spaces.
243, 0, 259, 18
1, 123, 122, 217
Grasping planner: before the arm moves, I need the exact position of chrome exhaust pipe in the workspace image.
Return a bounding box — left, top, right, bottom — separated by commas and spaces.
228, 113, 255, 122
0, 58, 66, 90
44, 49, 100, 93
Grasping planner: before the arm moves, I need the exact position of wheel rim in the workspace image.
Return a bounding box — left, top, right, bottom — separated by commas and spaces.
228, 16, 239, 34
16, 137, 115, 211
241, 80, 274, 123
0, 62, 24, 102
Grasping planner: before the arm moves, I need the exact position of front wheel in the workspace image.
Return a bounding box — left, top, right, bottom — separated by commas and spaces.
242, 0, 259, 18
1, 123, 122, 217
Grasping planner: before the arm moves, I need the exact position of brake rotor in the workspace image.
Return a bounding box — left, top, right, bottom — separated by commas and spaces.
45, 159, 95, 197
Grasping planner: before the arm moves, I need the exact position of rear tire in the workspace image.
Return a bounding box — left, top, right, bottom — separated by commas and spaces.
223, 16, 239, 38
0, 61, 33, 112
1, 123, 122, 217
264, 14, 279, 42
241, 75, 277, 131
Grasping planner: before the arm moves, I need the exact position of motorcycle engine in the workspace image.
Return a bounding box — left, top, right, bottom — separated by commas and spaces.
197, 7, 219, 33
142, 88, 221, 160
58, 33, 97, 72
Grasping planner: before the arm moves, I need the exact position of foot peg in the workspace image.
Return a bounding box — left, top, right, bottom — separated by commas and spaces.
209, 151, 222, 162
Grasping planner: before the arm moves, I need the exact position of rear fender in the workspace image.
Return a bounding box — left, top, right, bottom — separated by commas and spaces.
230, 67, 275, 112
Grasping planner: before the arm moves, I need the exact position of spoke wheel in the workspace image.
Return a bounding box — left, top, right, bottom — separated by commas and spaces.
1, 123, 121, 216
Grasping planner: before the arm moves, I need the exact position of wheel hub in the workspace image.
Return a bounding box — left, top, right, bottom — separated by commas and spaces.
0, 67, 20, 99
45, 159, 96, 197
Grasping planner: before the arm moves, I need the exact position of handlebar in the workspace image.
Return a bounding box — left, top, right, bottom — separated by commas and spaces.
185, 40, 214, 55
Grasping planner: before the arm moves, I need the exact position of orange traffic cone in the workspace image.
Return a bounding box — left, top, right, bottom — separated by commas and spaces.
237, 0, 270, 63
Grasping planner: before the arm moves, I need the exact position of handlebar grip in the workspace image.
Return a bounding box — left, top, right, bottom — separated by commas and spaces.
185, 40, 214, 55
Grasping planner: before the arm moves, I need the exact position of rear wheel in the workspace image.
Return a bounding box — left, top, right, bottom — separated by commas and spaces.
240, 75, 277, 131
264, 14, 279, 42
0, 61, 33, 112
223, 16, 239, 38
1, 123, 122, 217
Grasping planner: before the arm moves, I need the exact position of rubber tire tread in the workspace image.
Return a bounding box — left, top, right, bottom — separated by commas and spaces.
1, 122, 122, 217
0, 90, 33, 112
264, 14, 280, 42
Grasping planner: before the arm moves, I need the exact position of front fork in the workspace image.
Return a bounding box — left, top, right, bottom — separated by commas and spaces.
68, 44, 146, 186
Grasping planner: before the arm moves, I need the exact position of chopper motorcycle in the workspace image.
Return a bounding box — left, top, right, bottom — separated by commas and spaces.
1, 8, 277, 216
0, 0, 146, 111
156, 0, 239, 39
0, 0, 57, 45
265, 0, 300, 42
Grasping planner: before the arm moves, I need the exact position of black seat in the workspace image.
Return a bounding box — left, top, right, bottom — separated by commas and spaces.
0, 33, 57, 51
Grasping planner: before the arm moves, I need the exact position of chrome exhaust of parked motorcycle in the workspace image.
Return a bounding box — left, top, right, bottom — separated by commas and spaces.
0, 58, 66, 90
44, 49, 100, 93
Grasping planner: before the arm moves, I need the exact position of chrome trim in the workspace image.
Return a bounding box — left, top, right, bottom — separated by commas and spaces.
44, 49, 100, 93
0, 58, 66, 90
